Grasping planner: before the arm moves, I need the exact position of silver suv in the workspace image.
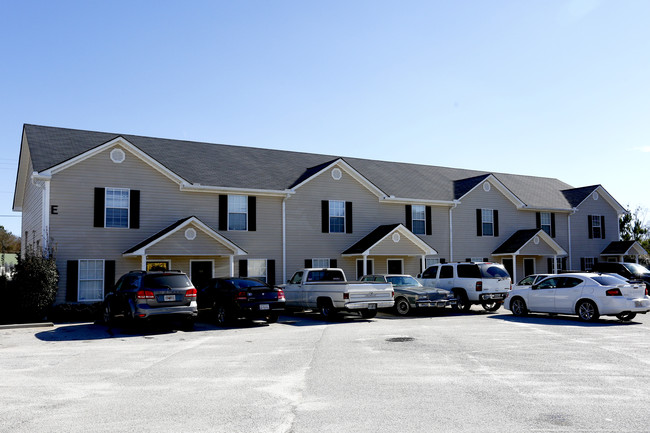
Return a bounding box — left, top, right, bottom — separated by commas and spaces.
102, 270, 198, 330
418, 262, 511, 312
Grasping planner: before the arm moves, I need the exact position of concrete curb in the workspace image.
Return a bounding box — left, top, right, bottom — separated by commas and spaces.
0, 322, 54, 330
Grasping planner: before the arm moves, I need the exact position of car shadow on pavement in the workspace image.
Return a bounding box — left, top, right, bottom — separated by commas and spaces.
277, 312, 377, 326
489, 313, 643, 327
35, 322, 196, 341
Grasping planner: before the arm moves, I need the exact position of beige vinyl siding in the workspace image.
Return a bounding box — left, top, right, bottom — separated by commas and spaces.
569, 193, 619, 270
49, 145, 282, 302
21, 159, 43, 253
368, 236, 424, 255
145, 228, 235, 255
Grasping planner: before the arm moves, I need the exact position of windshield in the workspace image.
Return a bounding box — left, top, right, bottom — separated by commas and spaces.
591, 275, 629, 286
386, 276, 422, 287
478, 264, 510, 279
144, 274, 192, 289
623, 263, 650, 276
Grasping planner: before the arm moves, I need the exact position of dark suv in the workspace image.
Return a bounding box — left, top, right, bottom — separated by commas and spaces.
102, 270, 198, 329
590, 262, 650, 289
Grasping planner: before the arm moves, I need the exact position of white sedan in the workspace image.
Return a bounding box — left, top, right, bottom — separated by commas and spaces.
504, 273, 650, 322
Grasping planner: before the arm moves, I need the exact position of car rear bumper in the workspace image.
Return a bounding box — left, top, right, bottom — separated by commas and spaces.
599, 297, 650, 315
344, 301, 394, 310
415, 299, 455, 308
134, 303, 198, 319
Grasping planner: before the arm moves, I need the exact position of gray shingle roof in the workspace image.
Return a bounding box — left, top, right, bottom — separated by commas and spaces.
24, 124, 584, 209
493, 229, 544, 255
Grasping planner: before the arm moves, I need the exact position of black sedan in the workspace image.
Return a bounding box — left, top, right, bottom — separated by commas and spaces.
197, 277, 285, 325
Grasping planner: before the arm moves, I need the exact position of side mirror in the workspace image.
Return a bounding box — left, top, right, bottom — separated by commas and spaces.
531, 284, 539, 290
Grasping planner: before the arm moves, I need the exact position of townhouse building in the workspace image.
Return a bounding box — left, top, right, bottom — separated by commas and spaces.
13, 125, 647, 304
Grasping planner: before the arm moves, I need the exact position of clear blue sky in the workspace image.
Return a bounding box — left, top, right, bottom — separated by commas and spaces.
1, 0, 649, 236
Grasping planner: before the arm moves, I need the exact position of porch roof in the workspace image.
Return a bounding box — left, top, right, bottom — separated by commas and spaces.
492, 229, 567, 256
342, 224, 437, 256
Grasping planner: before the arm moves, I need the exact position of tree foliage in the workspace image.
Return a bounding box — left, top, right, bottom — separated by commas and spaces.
0, 225, 21, 253
619, 207, 650, 263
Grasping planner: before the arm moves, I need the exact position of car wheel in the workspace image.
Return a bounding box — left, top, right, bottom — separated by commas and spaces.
360, 309, 377, 319
102, 302, 113, 325
320, 301, 338, 321
394, 297, 411, 316
616, 312, 636, 321
577, 300, 599, 322
452, 290, 471, 312
510, 298, 527, 317
266, 313, 279, 324
214, 303, 230, 326
481, 301, 501, 312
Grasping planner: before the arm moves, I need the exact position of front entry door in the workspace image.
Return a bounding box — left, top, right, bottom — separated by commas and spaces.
524, 258, 535, 277
191, 261, 213, 290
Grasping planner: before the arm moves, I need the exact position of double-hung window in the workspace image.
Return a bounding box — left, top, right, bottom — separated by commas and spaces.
329, 200, 345, 233
78, 259, 104, 301
590, 215, 602, 239
247, 259, 267, 283
482, 209, 494, 236
411, 205, 426, 235
312, 258, 330, 268
228, 195, 248, 231
105, 188, 129, 228
540, 212, 552, 236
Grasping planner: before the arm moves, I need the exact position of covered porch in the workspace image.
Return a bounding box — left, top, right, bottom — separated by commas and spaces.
600, 241, 648, 263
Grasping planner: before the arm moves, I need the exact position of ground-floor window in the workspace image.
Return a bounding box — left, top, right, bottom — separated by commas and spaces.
147, 261, 170, 271
248, 259, 267, 282
312, 258, 330, 268
583, 257, 595, 271
78, 259, 104, 301
425, 258, 440, 268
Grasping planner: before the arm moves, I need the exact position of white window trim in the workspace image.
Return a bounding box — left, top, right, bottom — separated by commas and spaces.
411, 205, 426, 235
482, 208, 494, 237
425, 258, 440, 268
228, 194, 249, 231
247, 258, 268, 282
591, 215, 602, 239
78, 259, 105, 302
312, 258, 330, 268
386, 258, 404, 274
329, 200, 346, 234
105, 187, 130, 229
146, 260, 171, 271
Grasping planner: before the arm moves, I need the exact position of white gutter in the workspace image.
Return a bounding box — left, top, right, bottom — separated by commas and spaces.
282, 194, 289, 284
380, 196, 457, 207
568, 208, 577, 269
449, 200, 459, 262
180, 183, 293, 197
31, 173, 51, 253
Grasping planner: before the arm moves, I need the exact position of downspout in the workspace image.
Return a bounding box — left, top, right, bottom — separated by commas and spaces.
31, 174, 51, 253
282, 195, 288, 284
568, 208, 577, 270
449, 201, 459, 262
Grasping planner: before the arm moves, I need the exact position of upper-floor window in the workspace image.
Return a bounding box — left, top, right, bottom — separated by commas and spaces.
412, 205, 426, 235
106, 188, 130, 228
589, 215, 605, 239
228, 195, 248, 231
482, 209, 494, 236
95, 187, 139, 229
329, 200, 345, 233
540, 212, 551, 236
322, 200, 352, 233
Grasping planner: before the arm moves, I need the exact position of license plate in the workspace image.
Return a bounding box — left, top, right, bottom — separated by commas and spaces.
368, 303, 377, 310
260, 304, 269, 311
164, 295, 176, 302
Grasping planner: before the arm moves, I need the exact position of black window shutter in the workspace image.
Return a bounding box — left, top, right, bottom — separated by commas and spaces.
601, 215, 605, 238
219, 195, 228, 231
330, 259, 337, 268
551, 213, 556, 238
493, 210, 499, 237
66, 260, 79, 302
248, 196, 256, 231
304, 259, 313, 268
547, 258, 553, 273
562, 258, 567, 269
321, 201, 329, 233
580, 257, 585, 271
104, 260, 116, 294
441, 258, 446, 264
588, 215, 593, 239
239, 260, 248, 277
130, 190, 140, 229
405, 205, 412, 231
345, 202, 353, 233
465, 258, 471, 262
536, 212, 541, 229
426, 206, 432, 236
94, 188, 105, 228
483, 257, 489, 262
594, 257, 599, 265
267, 260, 276, 285
476, 209, 482, 236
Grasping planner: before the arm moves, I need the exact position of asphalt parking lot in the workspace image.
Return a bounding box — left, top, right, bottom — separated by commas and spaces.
1, 309, 650, 433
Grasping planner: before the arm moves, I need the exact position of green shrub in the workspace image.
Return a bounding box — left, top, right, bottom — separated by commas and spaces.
47, 302, 102, 323
10, 245, 59, 322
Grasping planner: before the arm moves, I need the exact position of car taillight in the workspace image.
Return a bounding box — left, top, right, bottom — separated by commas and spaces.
136, 290, 154, 299
391, 291, 395, 298
277, 289, 285, 300
343, 292, 349, 300
185, 288, 197, 298
235, 291, 248, 301
606, 288, 622, 296
646, 287, 649, 296
476, 281, 482, 291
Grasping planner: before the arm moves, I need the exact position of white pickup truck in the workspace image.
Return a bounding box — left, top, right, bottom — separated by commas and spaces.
284, 268, 394, 320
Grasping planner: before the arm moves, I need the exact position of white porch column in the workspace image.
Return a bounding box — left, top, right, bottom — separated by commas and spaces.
229, 256, 234, 277
512, 254, 517, 284
363, 253, 368, 276
553, 255, 558, 273
141, 254, 147, 271
421, 255, 426, 274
